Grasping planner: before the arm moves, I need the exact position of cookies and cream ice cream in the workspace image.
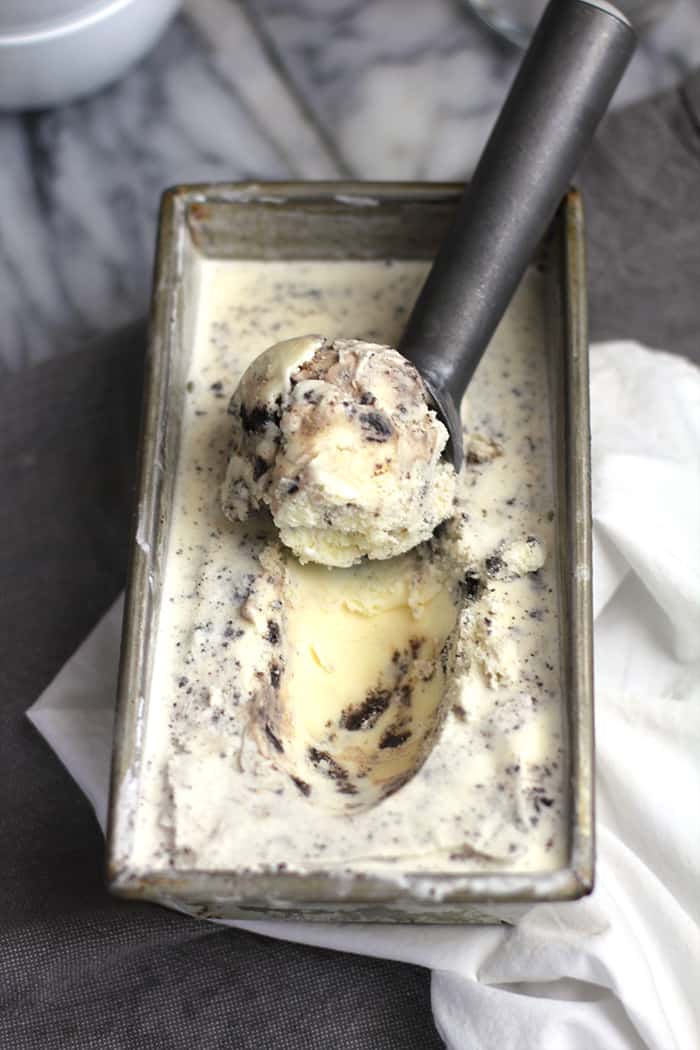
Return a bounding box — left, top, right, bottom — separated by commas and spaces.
246, 540, 460, 812
221, 336, 456, 567
126, 256, 568, 882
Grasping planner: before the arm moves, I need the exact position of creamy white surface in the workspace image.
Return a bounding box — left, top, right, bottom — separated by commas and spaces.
130, 258, 567, 876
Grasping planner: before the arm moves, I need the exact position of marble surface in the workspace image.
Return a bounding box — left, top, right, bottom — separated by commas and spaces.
2, 0, 700, 370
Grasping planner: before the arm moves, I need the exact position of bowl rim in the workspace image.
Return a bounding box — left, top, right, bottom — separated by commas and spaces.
0, 0, 143, 47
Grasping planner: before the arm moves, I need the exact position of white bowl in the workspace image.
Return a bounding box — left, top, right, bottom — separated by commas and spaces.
0, 0, 181, 111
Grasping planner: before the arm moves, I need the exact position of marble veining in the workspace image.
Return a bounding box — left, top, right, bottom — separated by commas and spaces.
249, 0, 700, 178
1, 0, 698, 370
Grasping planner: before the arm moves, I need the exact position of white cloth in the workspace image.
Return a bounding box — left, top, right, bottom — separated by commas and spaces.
27, 342, 700, 1050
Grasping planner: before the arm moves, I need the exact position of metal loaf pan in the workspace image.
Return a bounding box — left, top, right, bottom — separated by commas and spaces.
106, 182, 593, 924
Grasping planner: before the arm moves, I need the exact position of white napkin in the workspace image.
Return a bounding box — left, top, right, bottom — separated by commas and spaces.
27, 342, 700, 1050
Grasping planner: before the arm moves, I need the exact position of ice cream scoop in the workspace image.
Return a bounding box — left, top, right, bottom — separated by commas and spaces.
224, 0, 635, 565
222, 336, 456, 567
400, 0, 635, 468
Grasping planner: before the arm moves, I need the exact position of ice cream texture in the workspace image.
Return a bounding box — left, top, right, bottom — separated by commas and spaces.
221, 335, 456, 567
247, 541, 460, 811
128, 257, 567, 878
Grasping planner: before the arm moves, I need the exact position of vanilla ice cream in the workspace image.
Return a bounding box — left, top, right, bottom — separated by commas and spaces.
221, 336, 456, 567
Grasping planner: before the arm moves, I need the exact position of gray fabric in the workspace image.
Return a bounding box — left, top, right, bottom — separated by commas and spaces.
3, 73, 700, 1049
581, 70, 700, 364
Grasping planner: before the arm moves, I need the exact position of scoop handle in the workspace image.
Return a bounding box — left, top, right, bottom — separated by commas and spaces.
399, 0, 635, 440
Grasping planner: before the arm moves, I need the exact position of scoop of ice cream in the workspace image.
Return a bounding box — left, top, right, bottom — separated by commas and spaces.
221, 335, 457, 567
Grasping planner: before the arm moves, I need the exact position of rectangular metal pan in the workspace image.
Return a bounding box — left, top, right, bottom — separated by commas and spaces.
107, 182, 593, 923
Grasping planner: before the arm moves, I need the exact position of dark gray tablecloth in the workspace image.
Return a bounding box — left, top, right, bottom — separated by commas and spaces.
3, 74, 700, 1050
